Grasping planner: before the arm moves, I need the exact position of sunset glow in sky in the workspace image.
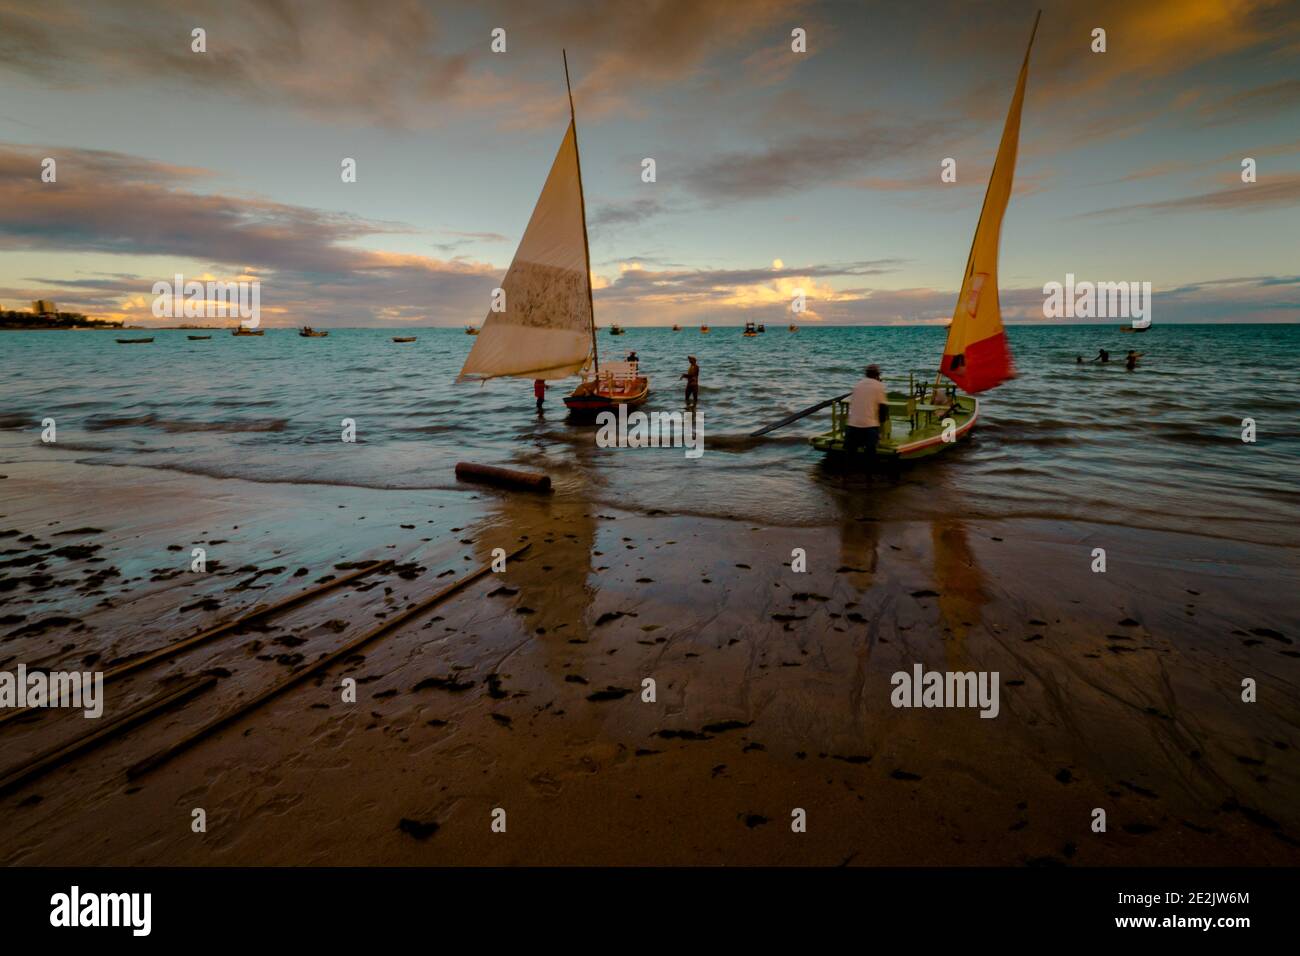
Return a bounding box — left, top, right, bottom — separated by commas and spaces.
1, 0, 1297, 327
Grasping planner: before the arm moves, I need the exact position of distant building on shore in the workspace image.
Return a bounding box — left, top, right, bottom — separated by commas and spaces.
32, 299, 57, 315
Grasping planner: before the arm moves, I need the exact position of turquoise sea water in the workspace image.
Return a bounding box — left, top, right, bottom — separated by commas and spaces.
1, 324, 1297, 546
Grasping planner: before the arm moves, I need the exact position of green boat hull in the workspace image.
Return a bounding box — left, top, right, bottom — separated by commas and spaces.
810, 390, 978, 461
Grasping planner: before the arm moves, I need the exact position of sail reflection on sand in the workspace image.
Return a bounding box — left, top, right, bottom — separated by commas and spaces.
931, 520, 989, 670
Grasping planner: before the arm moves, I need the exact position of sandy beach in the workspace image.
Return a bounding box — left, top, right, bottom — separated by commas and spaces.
1, 455, 1296, 866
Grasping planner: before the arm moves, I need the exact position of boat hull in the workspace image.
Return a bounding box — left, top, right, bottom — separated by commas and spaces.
811, 394, 978, 461
563, 378, 650, 415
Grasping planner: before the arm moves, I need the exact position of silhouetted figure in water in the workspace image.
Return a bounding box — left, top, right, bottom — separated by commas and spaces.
534, 379, 546, 412
681, 356, 699, 405
626, 350, 639, 364
1092, 348, 1110, 363
1076, 355, 1084, 364
845, 363, 890, 471
1125, 350, 1143, 371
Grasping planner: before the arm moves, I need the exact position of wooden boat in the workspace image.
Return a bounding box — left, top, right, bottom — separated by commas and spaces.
810, 13, 1039, 462
671, 324, 681, 331
609, 324, 625, 336
811, 374, 978, 461
743, 320, 758, 337
116, 337, 153, 344
700, 324, 710, 334
457, 52, 650, 417
788, 324, 798, 332
757, 323, 766, 333
298, 326, 328, 338
187, 335, 211, 340
231, 327, 264, 336
465, 325, 479, 335
392, 336, 417, 343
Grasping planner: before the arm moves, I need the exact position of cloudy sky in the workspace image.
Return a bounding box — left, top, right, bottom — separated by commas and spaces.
1, 0, 1297, 327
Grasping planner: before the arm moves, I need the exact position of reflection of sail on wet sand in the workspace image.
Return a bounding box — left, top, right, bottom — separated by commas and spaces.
931, 520, 989, 672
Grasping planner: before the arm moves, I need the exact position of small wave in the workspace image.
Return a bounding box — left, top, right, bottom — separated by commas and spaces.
85, 413, 287, 433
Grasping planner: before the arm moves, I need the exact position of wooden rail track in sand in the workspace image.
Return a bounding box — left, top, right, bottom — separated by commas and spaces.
0, 544, 530, 795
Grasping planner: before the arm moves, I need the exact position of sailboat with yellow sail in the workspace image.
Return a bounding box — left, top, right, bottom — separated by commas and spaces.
807, 12, 1039, 461
456, 52, 648, 415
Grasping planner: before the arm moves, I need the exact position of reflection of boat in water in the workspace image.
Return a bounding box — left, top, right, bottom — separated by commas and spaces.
743, 320, 758, 337
457, 52, 649, 416
810, 13, 1039, 463
392, 336, 417, 343
116, 337, 153, 344
298, 326, 328, 337
231, 327, 264, 336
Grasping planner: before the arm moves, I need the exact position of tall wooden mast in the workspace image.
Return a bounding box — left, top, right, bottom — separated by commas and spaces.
564, 49, 599, 375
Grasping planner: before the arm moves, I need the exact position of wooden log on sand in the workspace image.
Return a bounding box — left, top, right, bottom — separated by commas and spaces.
455, 462, 551, 492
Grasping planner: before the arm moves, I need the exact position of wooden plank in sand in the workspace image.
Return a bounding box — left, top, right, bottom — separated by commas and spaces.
455, 462, 552, 492
0, 675, 216, 796
0, 559, 391, 731
127, 543, 533, 779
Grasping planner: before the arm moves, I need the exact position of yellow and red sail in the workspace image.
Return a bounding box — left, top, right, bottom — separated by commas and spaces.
940, 13, 1039, 394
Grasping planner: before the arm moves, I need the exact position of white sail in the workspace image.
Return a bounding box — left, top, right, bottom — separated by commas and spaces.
457, 121, 593, 381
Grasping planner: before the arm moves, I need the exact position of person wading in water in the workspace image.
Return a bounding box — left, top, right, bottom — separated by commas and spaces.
681, 356, 699, 406
845, 364, 890, 470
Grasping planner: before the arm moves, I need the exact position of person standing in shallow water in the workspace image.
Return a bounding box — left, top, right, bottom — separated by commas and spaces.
681, 356, 699, 406
534, 379, 546, 412
845, 363, 890, 469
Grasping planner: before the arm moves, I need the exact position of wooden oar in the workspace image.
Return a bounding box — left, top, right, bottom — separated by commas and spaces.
749, 393, 849, 438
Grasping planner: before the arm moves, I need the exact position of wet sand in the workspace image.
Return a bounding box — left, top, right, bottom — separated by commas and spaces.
0, 457, 1297, 866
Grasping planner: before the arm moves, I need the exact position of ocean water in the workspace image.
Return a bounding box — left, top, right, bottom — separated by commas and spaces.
1, 324, 1297, 546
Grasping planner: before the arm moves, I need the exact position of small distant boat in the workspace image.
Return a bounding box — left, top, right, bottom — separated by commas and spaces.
700, 324, 711, 334
757, 323, 766, 333
187, 334, 211, 340
116, 337, 153, 344
788, 324, 798, 332
671, 324, 681, 331
232, 327, 264, 336
609, 324, 625, 335
465, 325, 479, 336
299, 326, 328, 338
392, 336, 417, 343
743, 320, 758, 337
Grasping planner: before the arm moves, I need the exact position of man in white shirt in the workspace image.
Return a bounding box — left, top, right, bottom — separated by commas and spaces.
845, 364, 889, 463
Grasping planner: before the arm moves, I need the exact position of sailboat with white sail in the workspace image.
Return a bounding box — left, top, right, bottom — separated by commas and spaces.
456, 52, 648, 416
805, 11, 1040, 460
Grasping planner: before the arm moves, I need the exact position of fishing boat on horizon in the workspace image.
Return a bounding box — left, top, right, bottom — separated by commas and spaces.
456, 52, 648, 416
393, 336, 417, 343
700, 324, 710, 334
608, 324, 625, 336
743, 321, 758, 337
757, 323, 766, 333
231, 327, 264, 336
116, 337, 153, 344
465, 325, 479, 335
299, 326, 328, 338
1120, 315, 1151, 333
765, 13, 1040, 461
788, 323, 797, 332
187, 334, 211, 340
671, 324, 681, 331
